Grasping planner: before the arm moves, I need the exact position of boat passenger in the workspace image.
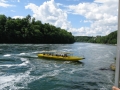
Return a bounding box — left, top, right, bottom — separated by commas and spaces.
61, 54, 64, 57
64, 54, 67, 57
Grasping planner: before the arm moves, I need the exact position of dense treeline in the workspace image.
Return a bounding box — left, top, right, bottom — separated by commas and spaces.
75, 36, 93, 42
0, 14, 75, 44
75, 31, 117, 44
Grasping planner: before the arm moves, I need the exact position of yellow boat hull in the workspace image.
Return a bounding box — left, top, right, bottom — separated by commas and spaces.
37, 54, 84, 61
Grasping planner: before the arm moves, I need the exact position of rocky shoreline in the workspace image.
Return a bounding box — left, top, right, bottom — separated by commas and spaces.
110, 63, 115, 71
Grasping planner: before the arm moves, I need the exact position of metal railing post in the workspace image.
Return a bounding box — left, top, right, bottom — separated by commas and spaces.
115, 0, 120, 87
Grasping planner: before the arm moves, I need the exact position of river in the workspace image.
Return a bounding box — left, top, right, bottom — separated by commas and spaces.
0, 43, 116, 90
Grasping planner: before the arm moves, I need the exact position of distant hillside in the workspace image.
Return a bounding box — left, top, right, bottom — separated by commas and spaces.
75, 30, 117, 44
75, 36, 93, 42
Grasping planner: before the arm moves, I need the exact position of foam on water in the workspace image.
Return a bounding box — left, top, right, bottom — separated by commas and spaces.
53, 63, 60, 68
19, 58, 30, 66
0, 75, 15, 84
109, 51, 114, 55
0, 58, 31, 89
3, 54, 11, 57
104, 54, 110, 58
68, 68, 84, 74
0, 55, 62, 90
0, 66, 62, 90
0, 64, 17, 68
18, 52, 38, 58
0, 58, 29, 67
20, 58, 27, 62
0, 75, 16, 89
19, 53, 26, 55
32, 51, 40, 53
0, 43, 116, 90
63, 61, 71, 64
0, 73, 30, 89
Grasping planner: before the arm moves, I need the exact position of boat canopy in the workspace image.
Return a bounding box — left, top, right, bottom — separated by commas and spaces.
40, 50, 73, 56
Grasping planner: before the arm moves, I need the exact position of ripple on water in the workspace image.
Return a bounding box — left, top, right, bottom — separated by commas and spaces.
3, 54, 11, 57
0, 43, 116, 90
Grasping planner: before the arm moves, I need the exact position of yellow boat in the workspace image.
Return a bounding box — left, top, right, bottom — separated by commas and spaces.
37, 51, 85, 61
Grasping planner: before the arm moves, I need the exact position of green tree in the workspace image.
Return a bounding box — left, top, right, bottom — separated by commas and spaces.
0, 14, 75, 44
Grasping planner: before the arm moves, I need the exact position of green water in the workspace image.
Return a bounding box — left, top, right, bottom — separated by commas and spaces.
0, 43, 116, 90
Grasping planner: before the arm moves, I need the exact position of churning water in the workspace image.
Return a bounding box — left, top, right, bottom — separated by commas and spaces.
0, 43, 116, 90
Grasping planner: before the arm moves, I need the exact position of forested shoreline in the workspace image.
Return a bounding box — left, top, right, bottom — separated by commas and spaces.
0, 14, 75, 44
0, 14, 117, 44
75, 30, 117, 44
